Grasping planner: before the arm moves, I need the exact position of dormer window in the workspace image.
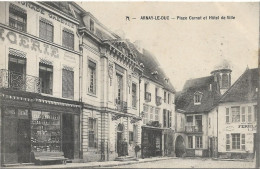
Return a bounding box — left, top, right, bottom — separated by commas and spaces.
194, 92, 203, 105
90, 19, 94, 32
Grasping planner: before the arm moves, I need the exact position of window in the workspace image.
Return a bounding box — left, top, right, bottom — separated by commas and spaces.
188, 136, 193, 148
132, 83, 137, 108
209, 117, 211, 128
155, 108, 159, 121
194, 93, 202, 104
143, 105, 149, 124
231, 107, 240, 122
62, 69, 74, 99
39, 19, 53, 42
39, 63, 53, 94
241, 134, 245, 150
241, 107, 246, 122
187, 116, 193, 123
62, 29, 74, 50
116, 73, 123, 102
226, 108, 230, 123
144, 83, 148, 99
226, 134, 230, 151
168, 111, 172, 127
88, 60, 96, 94
9, 4, 27, 31
222, 73, 229, 88
164, 91, 167, 103
232, 134, 240, 150
163, 109, 167, 127
248, 106, 252, 122
195, 115, 202, 132
168, 93, 170, 104
196, 136, 203, 149
129, 131, 134, 143
254, 105, 257, 122
90, 19, 95, 32
150, 107, 154, 121
89, 118, 97, 148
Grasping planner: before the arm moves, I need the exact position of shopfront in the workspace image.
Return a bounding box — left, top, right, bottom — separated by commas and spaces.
141, 126, 163, 158
0, 93, 81, 165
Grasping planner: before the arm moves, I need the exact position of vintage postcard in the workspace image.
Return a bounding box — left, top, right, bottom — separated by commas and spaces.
0, 1, 258, 168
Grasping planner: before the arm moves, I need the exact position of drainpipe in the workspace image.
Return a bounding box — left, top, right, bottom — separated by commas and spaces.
78, 31, 84, 159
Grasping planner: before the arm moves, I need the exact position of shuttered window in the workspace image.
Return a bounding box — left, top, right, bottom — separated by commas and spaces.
62, 29, 74, 50
62, 69, 74, 99
163, 109, 167, 127
39, 19, 53, 42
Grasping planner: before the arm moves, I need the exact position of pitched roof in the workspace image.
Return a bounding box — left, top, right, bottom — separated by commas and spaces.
132, 46, 175, 93
219, 68, 259, 103
42, 2, 75, 18
175, 76, 221, 113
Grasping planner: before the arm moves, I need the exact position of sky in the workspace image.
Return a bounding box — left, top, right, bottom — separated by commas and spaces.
78, 2, 259, 91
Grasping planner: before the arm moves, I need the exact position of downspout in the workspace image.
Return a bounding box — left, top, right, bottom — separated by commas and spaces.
79, 30, 84, 159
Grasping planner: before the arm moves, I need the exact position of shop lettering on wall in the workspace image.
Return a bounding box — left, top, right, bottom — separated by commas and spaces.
18, 2, 75, 28
238, 124, 257, 131
0, 28, 59, 58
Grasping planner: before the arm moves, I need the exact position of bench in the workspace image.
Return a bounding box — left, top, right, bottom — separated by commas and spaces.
32, 152, 68, 165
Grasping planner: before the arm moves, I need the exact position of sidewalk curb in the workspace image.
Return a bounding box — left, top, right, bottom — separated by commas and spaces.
212, 158, 254, 162
88, 157, 177, 168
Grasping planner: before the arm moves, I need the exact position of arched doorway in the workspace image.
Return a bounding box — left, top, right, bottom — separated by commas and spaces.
175, 135, 185, 157
117, 123, 124, 156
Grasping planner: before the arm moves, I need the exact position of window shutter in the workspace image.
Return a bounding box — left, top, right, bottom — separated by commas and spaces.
62, 69, 68, 98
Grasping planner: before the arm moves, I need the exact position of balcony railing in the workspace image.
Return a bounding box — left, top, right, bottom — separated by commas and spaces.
156, 96, 162, 106
115, 99, 128, 113
185, 126, 203, 133
145, 92, 151, 102
0, 69, 41, 93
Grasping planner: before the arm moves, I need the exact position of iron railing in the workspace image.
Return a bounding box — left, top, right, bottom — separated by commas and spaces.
185, 126, 203, 133
0, 69, 41, 93
115, 99, 128, 113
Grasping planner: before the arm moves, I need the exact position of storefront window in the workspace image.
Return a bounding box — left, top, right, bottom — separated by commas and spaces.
31, 111, 61, 152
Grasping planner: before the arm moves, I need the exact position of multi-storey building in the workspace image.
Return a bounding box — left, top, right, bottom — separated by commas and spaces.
136, 49, 176, 158
0, 2, 177, 165
0, 2, 81, 165
71, 5, 144, 162
175, 62, 231, 157
214, 68, 258, 159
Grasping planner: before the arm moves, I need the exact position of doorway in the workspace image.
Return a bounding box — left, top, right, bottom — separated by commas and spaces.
175, 135, 185, 157
62, 114, 74, 159
17, 119, 30, 163
117, 123, 124, 157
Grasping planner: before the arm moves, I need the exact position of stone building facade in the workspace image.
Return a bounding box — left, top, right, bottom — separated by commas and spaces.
0, 2, 81, 165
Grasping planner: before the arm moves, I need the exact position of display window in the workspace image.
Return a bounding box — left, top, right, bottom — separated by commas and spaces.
31, 110, 61, 152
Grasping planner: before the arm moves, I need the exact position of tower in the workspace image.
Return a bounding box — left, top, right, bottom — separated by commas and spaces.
211, 60, 232, 95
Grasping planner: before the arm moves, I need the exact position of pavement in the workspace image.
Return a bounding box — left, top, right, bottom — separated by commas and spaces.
2, 156, 177, 169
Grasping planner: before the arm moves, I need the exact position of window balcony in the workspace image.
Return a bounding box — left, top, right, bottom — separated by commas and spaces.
156, 96, 162, 106
145, 92, 151, 102
115, 99, 128, 113
0, 69, 41, 93
185, 125, 203, 133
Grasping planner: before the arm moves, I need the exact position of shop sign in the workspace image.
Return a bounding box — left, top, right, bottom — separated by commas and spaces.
18, 2, 75, 28
0, 28, 59, 58
238, 124, 257, 131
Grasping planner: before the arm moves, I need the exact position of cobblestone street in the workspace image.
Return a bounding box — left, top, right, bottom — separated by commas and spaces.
107, 158, 255, 168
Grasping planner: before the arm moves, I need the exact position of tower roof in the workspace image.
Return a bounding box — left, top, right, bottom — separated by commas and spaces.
211, 59, 232, 74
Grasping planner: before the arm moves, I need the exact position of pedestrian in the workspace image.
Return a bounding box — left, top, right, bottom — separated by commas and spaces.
135, 145, 141, 160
